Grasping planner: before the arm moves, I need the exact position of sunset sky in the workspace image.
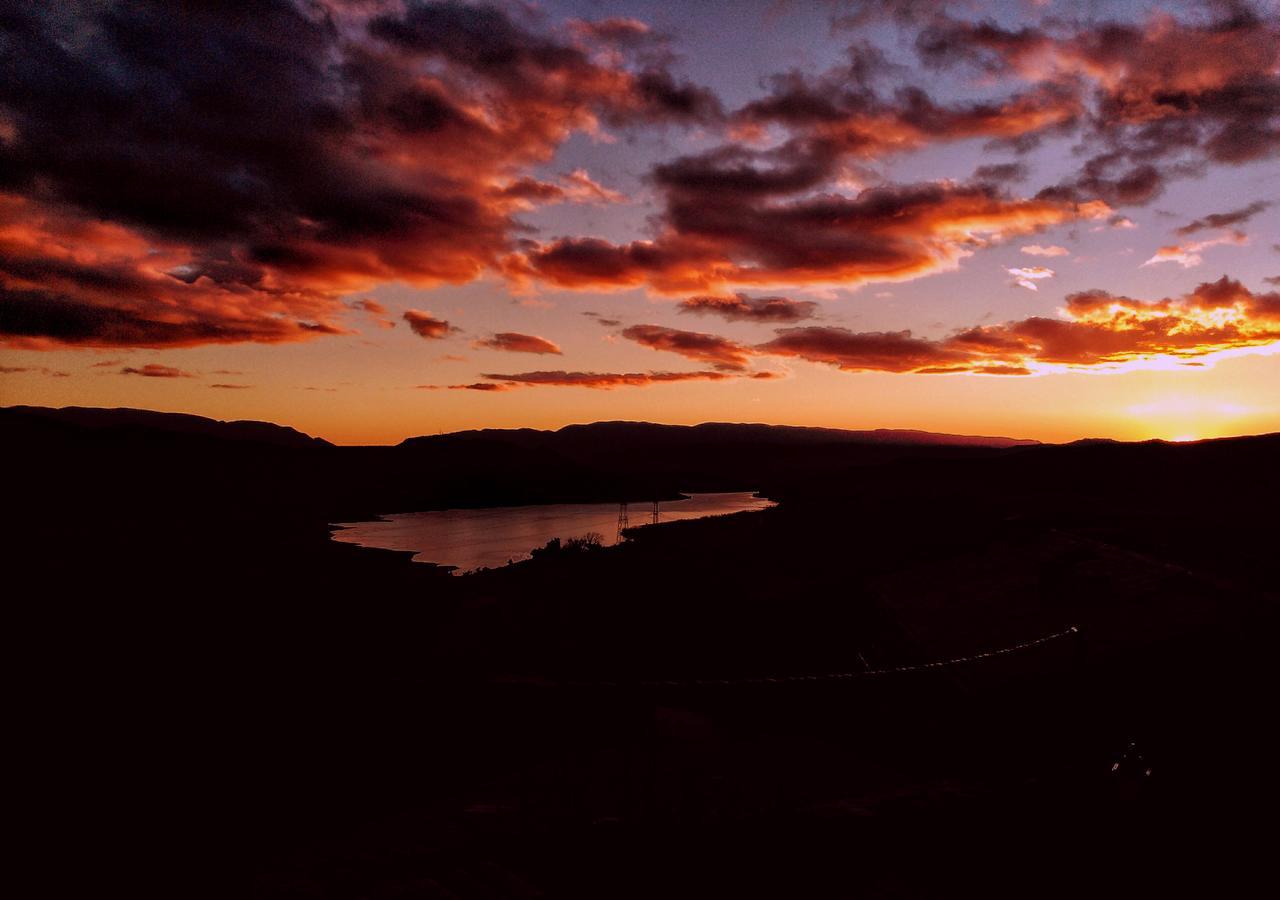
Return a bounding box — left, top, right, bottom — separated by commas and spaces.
2, 0, 1278, 444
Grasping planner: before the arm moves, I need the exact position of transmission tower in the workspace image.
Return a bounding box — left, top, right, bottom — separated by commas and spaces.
651, 499, 660, 525
616, 502, 629, 543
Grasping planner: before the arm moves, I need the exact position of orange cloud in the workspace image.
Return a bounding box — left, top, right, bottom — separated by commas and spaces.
677, 293, 818, 323
461, 369, 747, 390
1142, 231, 1247, 269
621, 324, 754, 371
119, 364, 195, 378
755, 277, 1280, 374
473, 332, 563, 355
403, 310, 456, 340
0, 2, 719, 350
508, 180, 1110, 292
0, 195, 346, 349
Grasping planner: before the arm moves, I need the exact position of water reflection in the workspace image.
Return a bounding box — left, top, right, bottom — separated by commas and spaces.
331, 491, 774, 573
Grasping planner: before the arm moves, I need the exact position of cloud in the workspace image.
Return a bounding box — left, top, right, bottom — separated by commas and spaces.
1142, 231, 1248, 268
621, 324, 755, 371
0, 365, 69, 377
473, 332, 562, 354
470, 369, 742, 390
1176, 201, 1271, 235
507, 177, 1110, 292
921, 9, 1280, 205
445, 382, 513, 392
760, 327, 978, 374
403, 310, 456, 340
210, 383, 253, 389
0, 195, 349, 349
1021, 244, 1069, 257
500, 24, 1120, 296
730, 46, 1082, 161
559, 169, 628, 205
1005, 265, 1055, 290
500, 169, 629, 209
677, 293, 818, 323
755, 276, 1280, 374
119, 364, 194, 378
0, 2, 719, 350
352, 298, 396, 329
973, 162, 1029, 184
352, 299, 387, 315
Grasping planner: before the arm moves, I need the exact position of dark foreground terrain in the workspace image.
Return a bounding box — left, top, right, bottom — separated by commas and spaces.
6, 406, 1278, 898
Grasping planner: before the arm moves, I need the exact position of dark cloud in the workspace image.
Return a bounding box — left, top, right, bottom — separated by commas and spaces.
210, 383, 253, 389
119, 364, 194, 378
760, 327, 971, 373
473, 332, 562, 354
0, 365, 69, 377
731, 56, 1081, 162
472, 369, 741, 390
972, 162, 1030, 184
508, 175, 1109, 292
0, 1, 719, 349
403, 310, 455, 340
445, 382, 512, 392
0, 286, 338, 350
921, 9, 1280, 206
1176, 201, 1272, 235
0, 198, 346, 349
678, 294, 818, 323
501, 30, 1103, 293
621, 324, 754, 371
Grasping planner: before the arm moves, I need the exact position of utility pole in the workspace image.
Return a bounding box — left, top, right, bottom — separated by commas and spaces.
616, 502, 629, 544
651, 499, 660, 525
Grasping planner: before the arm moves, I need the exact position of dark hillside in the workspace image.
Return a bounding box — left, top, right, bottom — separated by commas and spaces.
5, 406, 1278, 898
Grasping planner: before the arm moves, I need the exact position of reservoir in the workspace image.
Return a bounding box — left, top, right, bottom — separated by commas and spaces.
331, 491, 775, 573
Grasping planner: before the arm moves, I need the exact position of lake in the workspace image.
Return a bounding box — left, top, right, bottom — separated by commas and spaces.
331, 491, 775, 573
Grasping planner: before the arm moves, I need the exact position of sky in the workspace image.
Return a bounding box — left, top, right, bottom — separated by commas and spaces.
2, 0, 1279, 444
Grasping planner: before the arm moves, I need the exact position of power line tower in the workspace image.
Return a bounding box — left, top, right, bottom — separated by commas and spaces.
651, 499, 660, 525
616, 502, 629, 543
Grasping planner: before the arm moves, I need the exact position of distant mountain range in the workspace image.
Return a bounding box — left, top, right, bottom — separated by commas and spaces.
2, 405, 331, 449
401, 420, 1039, 451
5, 405, 1277, 524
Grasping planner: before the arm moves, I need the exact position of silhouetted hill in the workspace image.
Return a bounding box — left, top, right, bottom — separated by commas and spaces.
391, 420, 1038, 501
2, 404, 332, 449
399, 419, 1037, 451
2, 407, 1042, 519
7, 405, 1280, 899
